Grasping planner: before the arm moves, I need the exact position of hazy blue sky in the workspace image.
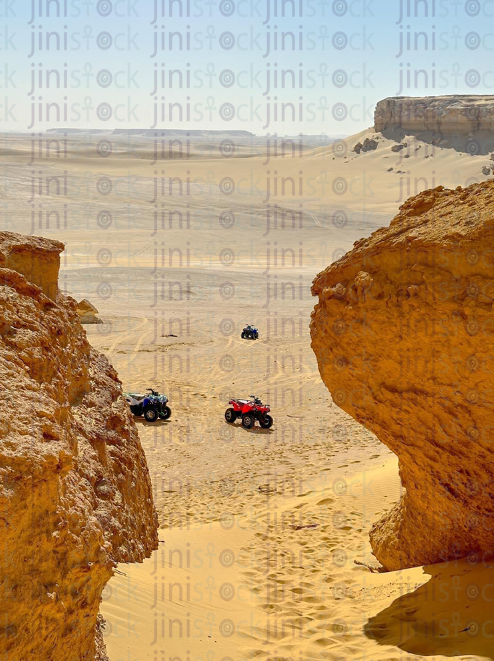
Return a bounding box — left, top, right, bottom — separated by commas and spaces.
5, 0, 494, 134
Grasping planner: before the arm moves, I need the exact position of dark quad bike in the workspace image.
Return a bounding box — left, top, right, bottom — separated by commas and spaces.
241, 324, 258, 340
225, 396, 273, 429
124, 388, 171, 422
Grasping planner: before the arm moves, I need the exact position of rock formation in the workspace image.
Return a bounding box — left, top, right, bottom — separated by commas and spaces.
353, 137, 378, 154
0, 232, 158, 659
77, 299, 101, 324
375, 95, 494, 134
311, 181, 494, 570
0, 231, 62, 299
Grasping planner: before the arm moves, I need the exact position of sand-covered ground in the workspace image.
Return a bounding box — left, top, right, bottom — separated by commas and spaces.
3, 128, 494, 660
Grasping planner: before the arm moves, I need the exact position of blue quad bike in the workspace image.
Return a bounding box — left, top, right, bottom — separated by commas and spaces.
124, 388, 171, 422
241, 324, 259, 340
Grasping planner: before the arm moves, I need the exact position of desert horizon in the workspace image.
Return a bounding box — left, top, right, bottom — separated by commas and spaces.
3, 2, 494, 660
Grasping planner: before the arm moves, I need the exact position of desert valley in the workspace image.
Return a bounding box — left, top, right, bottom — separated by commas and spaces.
3, 95, 494, 661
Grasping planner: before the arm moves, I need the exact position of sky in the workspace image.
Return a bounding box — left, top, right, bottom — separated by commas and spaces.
3, 0, 494, 135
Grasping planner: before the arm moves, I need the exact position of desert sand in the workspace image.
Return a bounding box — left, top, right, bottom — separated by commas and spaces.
3, 105, 494, 659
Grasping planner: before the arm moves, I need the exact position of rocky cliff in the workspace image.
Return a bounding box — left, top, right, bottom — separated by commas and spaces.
375, 95, 494, 134
311, 181, 494, 570
0, 232, 158, 659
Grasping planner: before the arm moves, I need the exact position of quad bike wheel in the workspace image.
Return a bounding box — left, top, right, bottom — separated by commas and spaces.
225, 408, 236, 423
241, 332, 247, 339
260, 414, 273, 429
242, 414, 255, 429
144, 407, 159, 422
160, 406, 171, 420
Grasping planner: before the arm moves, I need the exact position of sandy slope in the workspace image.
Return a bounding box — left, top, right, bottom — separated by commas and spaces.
102, 453, 494, 661
3, 127, 494, 660
100, 458, 402, 661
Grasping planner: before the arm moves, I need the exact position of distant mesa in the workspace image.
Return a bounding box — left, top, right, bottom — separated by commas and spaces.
375, 95, 494, 133
374, 95, 494, 155
351, 96, 494, 162
46, 128, 256, 137
311, 180, 494, 570
77, 298, 102, 324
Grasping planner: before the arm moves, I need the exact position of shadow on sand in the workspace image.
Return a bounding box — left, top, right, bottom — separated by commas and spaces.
365, 557, 494, 658
241, 426, 274, 435
134, 417, 171, 428
226, 423, 274, 436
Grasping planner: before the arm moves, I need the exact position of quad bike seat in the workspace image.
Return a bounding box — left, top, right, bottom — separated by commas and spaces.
128, 394, 146, 403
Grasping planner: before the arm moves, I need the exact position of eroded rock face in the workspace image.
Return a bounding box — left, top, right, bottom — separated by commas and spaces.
375, 95, 494, 134
311, 181, 494, 570
0, 232, 158, 659
0, 231, 64, 299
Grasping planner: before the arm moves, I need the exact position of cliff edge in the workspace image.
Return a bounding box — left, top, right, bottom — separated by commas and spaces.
311, 181, 494, 570
375, 95, 494, 134
0, 232, 158, 659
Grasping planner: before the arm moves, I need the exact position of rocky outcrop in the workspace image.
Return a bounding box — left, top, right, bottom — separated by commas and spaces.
0, 232, 158, 659
311, 181, 494, 570
375, 95, 494, 134
353, 137, 378, 154
77, 299, 101, 324
0, 231, 63, 299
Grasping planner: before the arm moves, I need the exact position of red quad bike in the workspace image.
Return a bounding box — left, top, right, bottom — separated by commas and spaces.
225, 395, 273, 429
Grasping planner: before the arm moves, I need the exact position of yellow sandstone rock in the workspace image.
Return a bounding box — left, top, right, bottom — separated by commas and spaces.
0, 231, 158, 659
0, 231, 63, 299
311, 181, 494, 570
